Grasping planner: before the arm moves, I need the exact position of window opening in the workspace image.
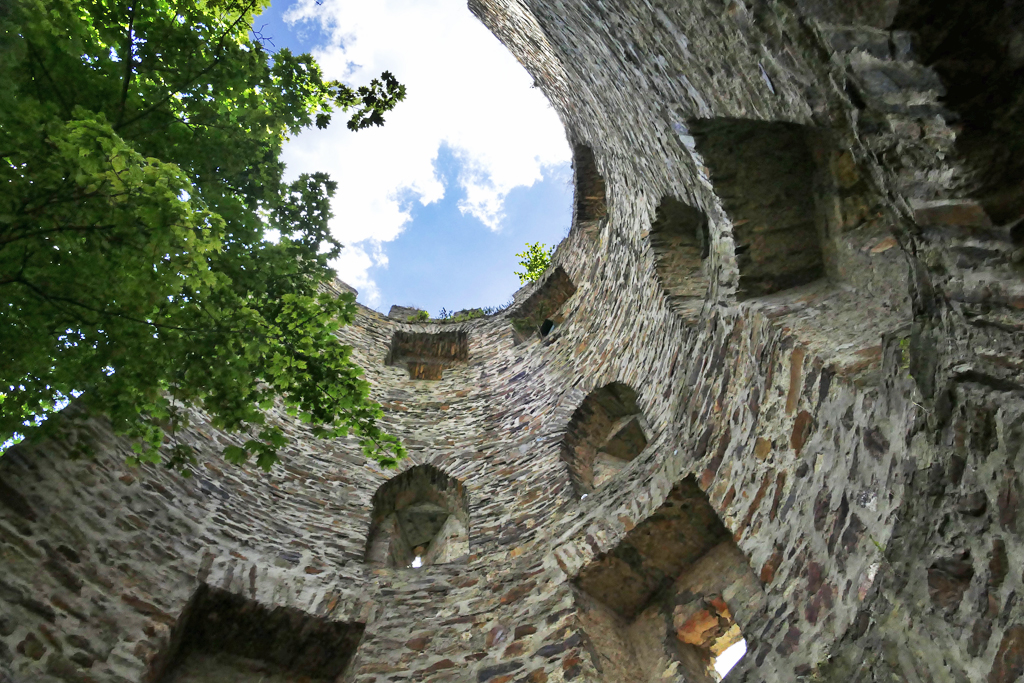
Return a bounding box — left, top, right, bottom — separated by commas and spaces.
690, 119, 824, 298
510, 266, 577, 341
649, 196, 712, 311
365, 464, 469, 568
713, 638, 747, 679
154, 585, 364, 683
572, 478, 764, 683
573, 143, 607, 224
386, 330, 469, 380
561, 382, 648, 496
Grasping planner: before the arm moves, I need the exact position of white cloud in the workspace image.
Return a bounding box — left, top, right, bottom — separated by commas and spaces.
280, 0, 571, 306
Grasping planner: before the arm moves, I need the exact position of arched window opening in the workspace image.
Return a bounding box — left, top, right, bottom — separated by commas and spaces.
650, 196, 712, 310
365, 465, 469, 568
386, 330, 469, 380
561, 382, 649, 496
573, 478, 763, 682
574, 143, 608, 225
690, 119, 825, 299
510, 266, 577, 341
154, 585, 364, 682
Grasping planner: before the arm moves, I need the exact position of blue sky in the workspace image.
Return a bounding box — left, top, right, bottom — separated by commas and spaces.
255, 0, 573, 315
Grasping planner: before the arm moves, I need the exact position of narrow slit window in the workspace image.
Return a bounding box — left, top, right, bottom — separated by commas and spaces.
573, 143, 607, 224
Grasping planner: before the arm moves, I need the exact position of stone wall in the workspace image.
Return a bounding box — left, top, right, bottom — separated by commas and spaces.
2, 0, 1024, 681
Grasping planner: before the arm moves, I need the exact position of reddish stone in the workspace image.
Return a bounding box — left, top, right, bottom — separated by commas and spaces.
526, 668, 548, 683
769, 472, 787, 522
760, 546, 784, 585
514, 625, 537, 639
988, 625, 1024, 683
913, 199, 992, 228
489, 676, 514, 683
791, 411, 813, 454
787, 347, 806, 415
927, 556, 975, 610
734, 470, 774, 541
754, 437, 772, 461
776, 626, 802, 655
708, 595, 731, 619
677, 609, 719, 646
406, 637, 430, 651
120, 594, 176, 625
807, 561, 825, 594
503, 641, 526, 657
423, 659, 457, 673
562, 655, 582, 670
487, 625, 508, 648
500, 580, 536, 605
722, 486, 737, 510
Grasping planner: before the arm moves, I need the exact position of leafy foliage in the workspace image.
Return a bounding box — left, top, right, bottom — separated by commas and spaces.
406, 310, 430, 322
514, 242, 555, 284
0, 0, 408, 470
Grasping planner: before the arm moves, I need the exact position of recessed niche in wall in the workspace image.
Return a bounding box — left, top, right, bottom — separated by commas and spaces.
574, 477, 764, 682
156, 585, 365, 683
561, 382, 648, 496
893, 0, 1024, 224
649, 196, 711, 308
690, 119, 824, 298
574, 143, 608, 224
386, 330, 469, 380
365, 464, 469, 568
510, 266, 577, 340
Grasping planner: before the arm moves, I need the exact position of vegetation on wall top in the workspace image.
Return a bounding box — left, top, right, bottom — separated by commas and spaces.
514, 242, 555, 283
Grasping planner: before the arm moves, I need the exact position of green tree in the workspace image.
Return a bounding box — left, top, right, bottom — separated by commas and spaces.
0, 0, 408, 470
514, 242, 555, 284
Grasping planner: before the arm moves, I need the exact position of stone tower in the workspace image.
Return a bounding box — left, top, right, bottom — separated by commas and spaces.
2, 0, 1024, 681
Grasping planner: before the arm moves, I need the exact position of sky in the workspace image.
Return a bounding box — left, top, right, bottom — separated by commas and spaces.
255, 0, 573, 315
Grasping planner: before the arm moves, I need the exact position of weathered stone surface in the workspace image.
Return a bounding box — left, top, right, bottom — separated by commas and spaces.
4, 0, 1024, 680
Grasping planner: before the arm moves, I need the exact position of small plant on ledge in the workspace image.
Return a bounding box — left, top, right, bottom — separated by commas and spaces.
407, 311, 431, 322
434, 301, 512, 323
515, 242, 555, 283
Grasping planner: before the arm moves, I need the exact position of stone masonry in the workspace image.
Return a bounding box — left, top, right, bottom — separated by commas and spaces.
2, 0, 1024, 681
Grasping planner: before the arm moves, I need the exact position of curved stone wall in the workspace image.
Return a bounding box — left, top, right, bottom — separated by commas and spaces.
2, 0, 1024, 682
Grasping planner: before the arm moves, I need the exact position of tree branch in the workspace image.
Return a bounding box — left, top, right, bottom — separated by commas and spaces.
12, 277, 209, 333
115, 0, 139, 128
115, 0, 261, 132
